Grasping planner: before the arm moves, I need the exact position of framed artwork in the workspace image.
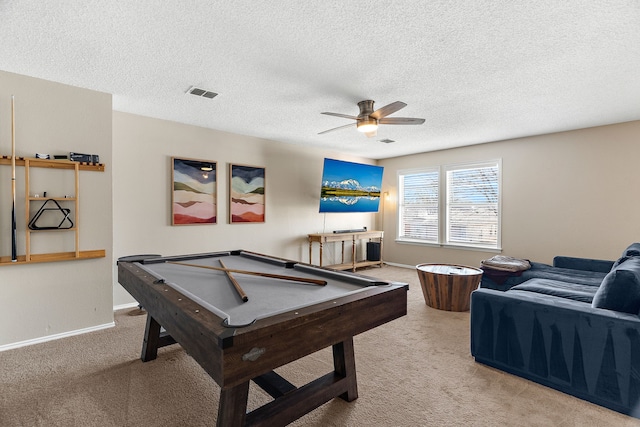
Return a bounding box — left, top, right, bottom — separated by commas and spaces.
171, 157, 217, 225
229, 164, 265, 223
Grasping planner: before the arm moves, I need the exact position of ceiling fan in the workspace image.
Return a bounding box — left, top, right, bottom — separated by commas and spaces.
319, 100, 425, 138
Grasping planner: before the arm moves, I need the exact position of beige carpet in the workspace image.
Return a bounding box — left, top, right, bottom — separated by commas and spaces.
1, 266, 639, 426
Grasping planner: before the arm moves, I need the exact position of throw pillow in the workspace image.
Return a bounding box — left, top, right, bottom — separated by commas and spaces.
612, 256, 630, 269
592, 258, 640, 314
623, 242, 640, 257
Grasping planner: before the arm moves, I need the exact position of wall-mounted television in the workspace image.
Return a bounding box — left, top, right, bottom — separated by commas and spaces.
319, 158, 384, 213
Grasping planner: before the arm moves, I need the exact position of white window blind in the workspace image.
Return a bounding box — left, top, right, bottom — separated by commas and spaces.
398, 169, 439, 243
396, 160, 501, 250
446, 163, 499, 247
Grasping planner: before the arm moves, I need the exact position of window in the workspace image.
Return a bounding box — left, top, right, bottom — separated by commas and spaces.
398, 168, 439, 243
445, 162, 500, 248
397, 160, 501, 250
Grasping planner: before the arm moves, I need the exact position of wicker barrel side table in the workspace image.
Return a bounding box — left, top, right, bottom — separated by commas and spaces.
416, 264, 483, 311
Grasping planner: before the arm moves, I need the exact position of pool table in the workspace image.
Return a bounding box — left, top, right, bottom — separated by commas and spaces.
117, 250, 408, 427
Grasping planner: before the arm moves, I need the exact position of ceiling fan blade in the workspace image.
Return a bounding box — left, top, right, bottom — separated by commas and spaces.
370, 101, 407, 119
318, 122, 357, 135
321, 112, 358, 120
378, 117, 425, 125
365, 130, 377, 138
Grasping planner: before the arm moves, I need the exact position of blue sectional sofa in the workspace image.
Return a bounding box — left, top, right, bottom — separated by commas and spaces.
470, 243, 640, 417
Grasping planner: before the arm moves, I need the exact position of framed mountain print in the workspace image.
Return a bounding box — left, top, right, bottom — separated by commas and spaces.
229, 164, 265, 223
171, 157, 217, 225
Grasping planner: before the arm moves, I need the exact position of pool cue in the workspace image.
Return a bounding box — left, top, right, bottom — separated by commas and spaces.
10, 96, 17, 262
219, 259, 248, 302
168, 261, 327, 286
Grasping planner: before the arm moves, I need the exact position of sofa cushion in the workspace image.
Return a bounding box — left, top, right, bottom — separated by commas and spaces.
510, 279, 598, 303
525, 262, 605, 286
480, 261, 607, 291
553, 256, 614, 273
592, 257, 640, 314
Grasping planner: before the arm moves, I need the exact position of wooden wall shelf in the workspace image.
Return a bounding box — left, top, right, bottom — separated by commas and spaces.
0, 156, 105, 266
0, 156, 105, 171
0, 250, 106, 265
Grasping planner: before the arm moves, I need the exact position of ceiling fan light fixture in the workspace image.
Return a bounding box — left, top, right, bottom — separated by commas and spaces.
319, 100, 423, 136
357, 118, 378, 133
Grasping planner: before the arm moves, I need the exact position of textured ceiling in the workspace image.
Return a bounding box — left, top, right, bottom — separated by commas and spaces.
1, 1, 639, 159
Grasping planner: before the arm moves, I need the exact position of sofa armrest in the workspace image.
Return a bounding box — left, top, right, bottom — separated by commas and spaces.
470, 288, 640, 415
553, 256, 613, 273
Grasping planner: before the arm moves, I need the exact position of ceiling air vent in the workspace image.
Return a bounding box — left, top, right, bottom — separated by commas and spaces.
187, 86, 218, 99
379, 139, 395, 144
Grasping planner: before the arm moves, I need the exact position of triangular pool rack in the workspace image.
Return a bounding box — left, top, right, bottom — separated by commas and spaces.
28, 199, 74, 230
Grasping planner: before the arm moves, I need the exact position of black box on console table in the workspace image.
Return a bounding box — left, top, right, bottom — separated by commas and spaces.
367, 242, 381, 261
70, 152, 99, 163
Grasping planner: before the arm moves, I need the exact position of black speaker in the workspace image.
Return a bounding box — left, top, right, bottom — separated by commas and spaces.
366, 242, 381, 261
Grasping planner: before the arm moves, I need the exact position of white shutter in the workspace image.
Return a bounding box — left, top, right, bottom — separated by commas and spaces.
398, 169, 439, 243
446, 163, 499, 247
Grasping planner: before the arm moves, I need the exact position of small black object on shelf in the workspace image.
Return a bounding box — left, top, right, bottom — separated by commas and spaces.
28, 199, 74, 230
366, 242, 381, 261
69, 152, 99, 163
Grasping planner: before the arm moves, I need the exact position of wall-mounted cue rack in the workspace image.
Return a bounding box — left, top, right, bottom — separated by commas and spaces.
0, 156, 105, 266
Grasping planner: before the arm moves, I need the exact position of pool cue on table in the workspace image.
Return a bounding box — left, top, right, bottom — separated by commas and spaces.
10, 96, 17, 262
167, 261, 327, 286
219, 259, 248, 302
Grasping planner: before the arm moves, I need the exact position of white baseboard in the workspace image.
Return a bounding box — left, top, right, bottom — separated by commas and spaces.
384, 261, 416, 269
113, 302, 140, 312
0, 321, 115, 353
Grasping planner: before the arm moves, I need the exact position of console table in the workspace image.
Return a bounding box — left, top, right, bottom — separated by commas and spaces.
308, 230, 383, 272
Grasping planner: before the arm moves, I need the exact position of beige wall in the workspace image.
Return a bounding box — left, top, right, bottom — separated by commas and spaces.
379, 121, 640, 267
0, 71, 113, 347
3, 69, 639, 348
112, 112, 377, 307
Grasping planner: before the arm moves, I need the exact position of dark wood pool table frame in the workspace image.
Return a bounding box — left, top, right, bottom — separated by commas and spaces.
117, 250, 408, 427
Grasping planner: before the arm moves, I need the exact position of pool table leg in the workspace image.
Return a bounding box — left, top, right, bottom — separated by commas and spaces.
214, 338, 359, 426
141, 314, 161, 362
217, 381, 249, 427
333, 337, 358, 401
140, 314, 178, 362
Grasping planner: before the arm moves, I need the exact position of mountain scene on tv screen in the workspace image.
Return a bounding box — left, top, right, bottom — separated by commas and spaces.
319, 159, 383, 213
